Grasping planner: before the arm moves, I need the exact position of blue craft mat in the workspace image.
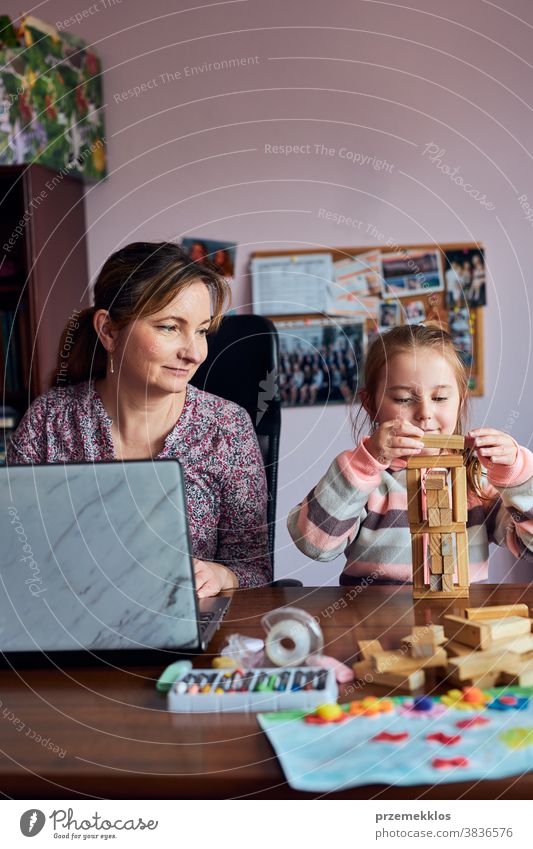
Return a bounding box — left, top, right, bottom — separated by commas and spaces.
257, 688, 533, 793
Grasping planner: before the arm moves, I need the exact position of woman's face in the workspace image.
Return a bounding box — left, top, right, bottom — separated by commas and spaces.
114, 281, 211, 396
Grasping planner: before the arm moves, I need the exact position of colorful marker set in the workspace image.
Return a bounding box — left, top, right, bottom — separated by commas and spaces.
167, 666, 338, 713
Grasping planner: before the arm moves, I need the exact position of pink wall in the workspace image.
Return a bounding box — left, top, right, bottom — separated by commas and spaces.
7, 0, 533, 582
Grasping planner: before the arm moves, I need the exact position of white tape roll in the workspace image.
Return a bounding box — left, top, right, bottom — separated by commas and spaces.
264, 619, 312, 667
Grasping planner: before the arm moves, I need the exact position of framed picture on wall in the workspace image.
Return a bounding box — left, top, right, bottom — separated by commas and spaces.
274, 317, 365, 408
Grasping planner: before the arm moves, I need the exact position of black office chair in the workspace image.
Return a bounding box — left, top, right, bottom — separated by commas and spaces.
190, 314, 301, 586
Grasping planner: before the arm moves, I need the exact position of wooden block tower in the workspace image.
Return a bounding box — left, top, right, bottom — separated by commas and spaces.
406, 434, 470, 600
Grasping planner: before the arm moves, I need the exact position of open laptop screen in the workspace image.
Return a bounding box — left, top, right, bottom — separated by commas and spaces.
0, 460, 202, 661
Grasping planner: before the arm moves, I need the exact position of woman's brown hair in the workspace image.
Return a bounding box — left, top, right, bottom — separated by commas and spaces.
352, 323, 488, 500
52, 241, 231, 387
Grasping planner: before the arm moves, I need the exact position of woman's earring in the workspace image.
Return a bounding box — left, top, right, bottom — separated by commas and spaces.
109, 353, 114, 375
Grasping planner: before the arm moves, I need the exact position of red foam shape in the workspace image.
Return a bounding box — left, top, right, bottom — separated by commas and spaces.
372, 731, 409, 743
304, 713, 348, 725
426, 732, 462, 746
456, 716, 490, 729
432, 756, 469, 769
499, 695, 518, 705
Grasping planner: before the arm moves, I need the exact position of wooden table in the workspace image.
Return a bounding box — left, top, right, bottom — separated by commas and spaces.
1, 584, 532, 799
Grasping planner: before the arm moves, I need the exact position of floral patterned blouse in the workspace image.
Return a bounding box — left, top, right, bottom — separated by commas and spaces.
7, 381, 272, 588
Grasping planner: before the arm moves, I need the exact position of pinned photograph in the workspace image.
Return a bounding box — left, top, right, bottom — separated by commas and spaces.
181, 238, 236, 286
381, 249, 444, 297
448, 307, 473, 367
331, 249, 383, 312
275, 318, 365, 407
444, 248, 486, 308
403, 299, 426, 325
378, 301, 400, 329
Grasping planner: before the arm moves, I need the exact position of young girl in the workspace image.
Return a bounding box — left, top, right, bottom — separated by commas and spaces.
288, 324, 533, 585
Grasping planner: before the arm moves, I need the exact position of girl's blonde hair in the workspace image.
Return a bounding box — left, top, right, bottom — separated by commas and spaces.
353, 323, 487, 500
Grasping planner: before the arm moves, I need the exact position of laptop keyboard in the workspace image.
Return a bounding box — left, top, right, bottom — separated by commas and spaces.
199, 610, 215, 635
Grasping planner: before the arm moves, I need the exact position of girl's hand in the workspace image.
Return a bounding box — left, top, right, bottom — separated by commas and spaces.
193, 558, 238, 598
366, 418, 425, 466
468, 428, 518, 468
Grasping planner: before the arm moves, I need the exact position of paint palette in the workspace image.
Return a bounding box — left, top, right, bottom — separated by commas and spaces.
257, 687, 533, 792
167, 667, 338, 712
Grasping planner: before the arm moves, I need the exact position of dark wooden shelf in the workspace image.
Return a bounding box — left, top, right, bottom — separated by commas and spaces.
0, 164, 90, 408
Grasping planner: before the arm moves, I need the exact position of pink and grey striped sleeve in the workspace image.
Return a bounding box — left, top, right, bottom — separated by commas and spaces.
287, 439, 387, 561
483, 444, 533, 563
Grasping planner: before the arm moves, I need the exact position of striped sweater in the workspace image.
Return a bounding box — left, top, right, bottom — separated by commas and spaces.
287, 437, 533, 584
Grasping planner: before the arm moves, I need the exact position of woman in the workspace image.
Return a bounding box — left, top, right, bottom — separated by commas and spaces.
8, 242, 272, 595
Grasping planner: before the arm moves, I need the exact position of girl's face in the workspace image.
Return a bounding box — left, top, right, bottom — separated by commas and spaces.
373, 350, 462, 454
113, 281, 211, 397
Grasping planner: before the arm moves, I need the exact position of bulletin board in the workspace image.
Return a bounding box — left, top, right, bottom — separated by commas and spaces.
250, 242, 485, 399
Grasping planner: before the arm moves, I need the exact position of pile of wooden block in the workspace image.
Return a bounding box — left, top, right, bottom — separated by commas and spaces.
443, 604, 533, 688
352, 604, 533, 693
353, 626, 448, 692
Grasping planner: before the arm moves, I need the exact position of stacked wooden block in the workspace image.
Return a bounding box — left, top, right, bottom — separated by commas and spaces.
406, 433, 469, 599
426, 470, 454, 593
353, 626, 448, 692
443, 604, 533, 688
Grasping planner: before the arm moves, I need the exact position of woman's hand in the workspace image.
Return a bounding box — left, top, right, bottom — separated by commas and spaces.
468, 428, 518, 467
193, 558, 238, 598
365, 418, 425, 466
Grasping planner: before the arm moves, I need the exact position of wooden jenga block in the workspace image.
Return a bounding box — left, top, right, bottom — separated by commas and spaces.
441, 575, 454, 592
455, 530, 469, 588
401, 626, 445, 657
437, 489, 450, 508
429, 534, 441, 557
371, 648, 447, 674
480, 616, 532, 642
444, 640, 472, 657
411, 534, 425, 592
443, 615, 492, 649
439, 508, 453, 525
411, 625, 445, 644
441, 533, 453, 556
426, 489, 441, 509
448, 648, 513, 681
352, 659, 425, 691
464, 604, 529, 621
358, 639, 383, 660
417, 434, 465, 450
406, 467, 423, 524
442, 555, 454, 574
430, 574, 442, 591
498, 659, 533, 687
447, 669, 502, 689
352, 659, 372, 679
488, 633, 533, 657
407, 454, 463, 469
451, 465, 468, 523
425, 471, 447, 490
444, 614, 531, 648
428, 507, 441, 527
430, 552, 443, 575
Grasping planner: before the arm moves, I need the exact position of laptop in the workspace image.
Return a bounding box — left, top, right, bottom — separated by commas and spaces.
0, 460, 231, 666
